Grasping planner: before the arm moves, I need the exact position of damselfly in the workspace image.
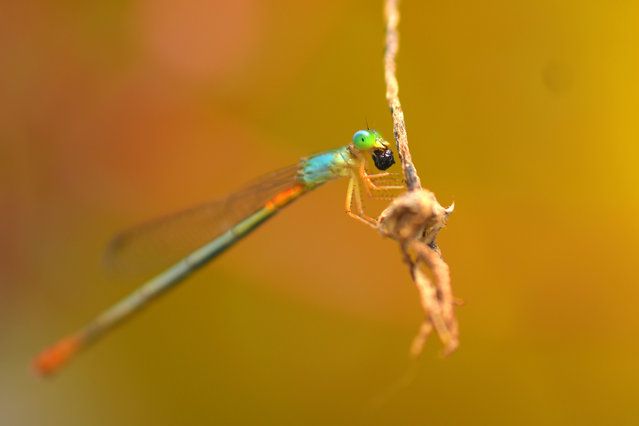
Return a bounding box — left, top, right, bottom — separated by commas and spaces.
33, 129, 404, 375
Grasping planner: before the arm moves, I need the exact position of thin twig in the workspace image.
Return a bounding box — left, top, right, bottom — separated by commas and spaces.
384, 0, 421, 191
380, 0, 459, 357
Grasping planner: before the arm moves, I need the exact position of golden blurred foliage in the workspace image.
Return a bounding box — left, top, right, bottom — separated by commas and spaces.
2, 0, 639, 424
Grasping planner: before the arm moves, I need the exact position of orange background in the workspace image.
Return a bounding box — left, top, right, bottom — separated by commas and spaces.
2, 1, 639, 425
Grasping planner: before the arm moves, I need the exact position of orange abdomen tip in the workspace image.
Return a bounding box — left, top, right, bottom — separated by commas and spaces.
32, 335, 82, 376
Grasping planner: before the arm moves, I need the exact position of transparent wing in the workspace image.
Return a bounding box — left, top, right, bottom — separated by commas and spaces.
105, 163, 303, 278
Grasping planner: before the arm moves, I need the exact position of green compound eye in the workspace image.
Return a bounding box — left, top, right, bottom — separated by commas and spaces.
352, 130, 376, 150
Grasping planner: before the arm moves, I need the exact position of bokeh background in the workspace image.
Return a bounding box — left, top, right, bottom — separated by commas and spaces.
2, 1, 639, 425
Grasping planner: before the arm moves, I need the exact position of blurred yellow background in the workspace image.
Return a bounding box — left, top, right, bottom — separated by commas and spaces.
2, 1, 639, 425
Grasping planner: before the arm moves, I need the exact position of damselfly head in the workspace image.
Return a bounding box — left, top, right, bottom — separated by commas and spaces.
352, 129, 378, 151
